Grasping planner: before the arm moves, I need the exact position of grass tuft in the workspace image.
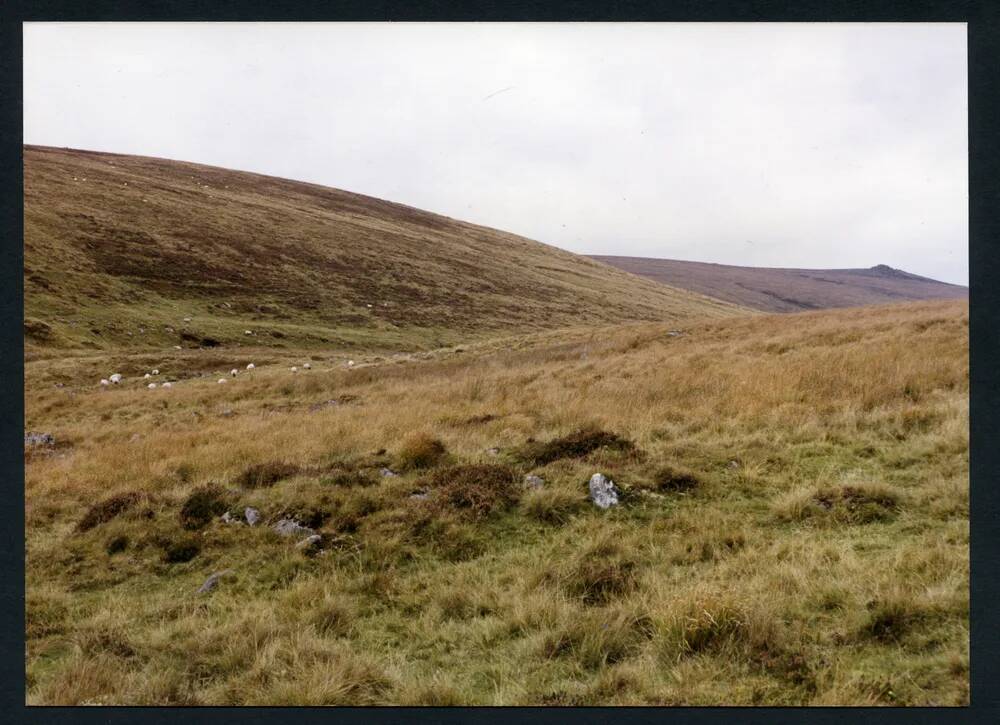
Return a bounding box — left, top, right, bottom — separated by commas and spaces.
235, 461, 299, 489
76, 491, 144, 532
397, 432, 448, 470
425, 463, 520, 520
520, 427, 634, 466
179, 484, 232, 530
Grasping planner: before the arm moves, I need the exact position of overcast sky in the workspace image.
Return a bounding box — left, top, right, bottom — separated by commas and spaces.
23, 22, 968, 285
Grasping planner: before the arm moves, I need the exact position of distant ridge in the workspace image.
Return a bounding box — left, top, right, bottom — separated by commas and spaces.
589, 256, 967, 313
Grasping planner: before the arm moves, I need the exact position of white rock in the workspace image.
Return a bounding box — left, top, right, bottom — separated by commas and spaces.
147, 383, 157, 389
588, 473, 619, 509
296, 534, 322, 550
524, 474, 544, 489
173, 345, 182, 350
244, 507, 260, 526
162, 382, 172, 388
273, 519, 314, 538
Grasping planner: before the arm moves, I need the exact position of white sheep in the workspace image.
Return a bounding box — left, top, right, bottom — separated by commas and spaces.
347, 360, 355, 367
291, 366, 298, 373
244, 330, 253, 336
100, 379, 110, 386
162, 382, 172, 388
230, 368, 239, 377
152, 369, 160, 375
246, 363, 255, 371
218, 378, 227, 384
302, 363, 311, 370
183, 317, 192, 322
147, 383, 157, 389
173, 345, 182, 350
110, 373, 122, 384
144, 373, 151, 379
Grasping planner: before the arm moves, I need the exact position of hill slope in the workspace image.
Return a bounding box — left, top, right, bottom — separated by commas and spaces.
24, 146, 743, 351
590, 256, 967, 313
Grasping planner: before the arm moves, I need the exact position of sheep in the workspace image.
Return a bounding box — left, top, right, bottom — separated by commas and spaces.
183, 317, 192, 322
162, 382, 172, 389
147, 383, 157, 389
110, 374, 122, 384
302, 363, 311, 370
291, 366, 298, 373
152, 369, 160, 375
218, 378, 227, 384
229, 368, 239, 377
246, 363, 255, 371
244, 330, 253, 336
347, 360, 355, 367
173, 345, 182, 350
100, 379, 110, 387
144, 373, 152, 379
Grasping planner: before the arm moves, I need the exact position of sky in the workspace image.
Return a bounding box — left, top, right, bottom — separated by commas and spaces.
23, 23, 968, 285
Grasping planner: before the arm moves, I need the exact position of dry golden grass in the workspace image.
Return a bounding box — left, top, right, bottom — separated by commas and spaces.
24, 299, 968, 705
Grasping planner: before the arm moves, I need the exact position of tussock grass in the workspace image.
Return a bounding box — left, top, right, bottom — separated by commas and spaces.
24, 300, 968, 705
396, 432, 448, 471
235, 461, 299, 489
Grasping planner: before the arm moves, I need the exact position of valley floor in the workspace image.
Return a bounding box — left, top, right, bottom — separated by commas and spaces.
24, 300, 969, 705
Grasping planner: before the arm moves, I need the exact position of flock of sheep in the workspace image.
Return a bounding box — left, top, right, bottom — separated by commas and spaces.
99, 359, 357, 389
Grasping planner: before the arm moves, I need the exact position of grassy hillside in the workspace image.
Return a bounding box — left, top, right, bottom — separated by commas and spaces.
591, 256, 967, 313
24, 146, 743, 352
25, 299, 968, 705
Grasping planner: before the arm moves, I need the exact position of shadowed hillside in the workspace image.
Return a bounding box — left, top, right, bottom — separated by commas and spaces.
590, 256, 967, 313
24, 146, 743, 351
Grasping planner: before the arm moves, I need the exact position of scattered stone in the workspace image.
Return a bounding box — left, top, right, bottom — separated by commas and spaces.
485, 447, 501, 456
197, 569, 234, 595
129, 433, 142, 443
379, 468, 399, 478
524, 474, 545, 489
588, 473, 620, 509
308, 399, 340, 412
727, 460, 740, 470
295, 534, 322, 550
220, 409, 235, 418
273, 518, 315, 538
24, 432, 55, 448
667, 330, 684, 337
244, 507, 260, 526
54, 383, 65, 388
